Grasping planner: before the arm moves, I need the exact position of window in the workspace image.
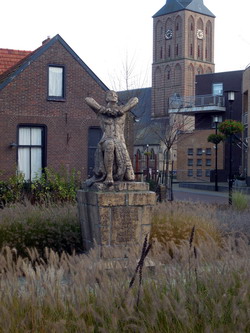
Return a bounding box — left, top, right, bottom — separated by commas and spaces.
206, 148, 211, 155
18, 126, 46, 181
187, 148, 193, 155
197, 159, 202, 166
188, 159, 193, 166
188, 169, 193, 177
205, 169, 211, 177
212, 83, 223, 96
206, 159, 211, 166
150, 149, 155, 160
48, 65, 65, 99
197, 148, 203, 155
197, 169, 202, 177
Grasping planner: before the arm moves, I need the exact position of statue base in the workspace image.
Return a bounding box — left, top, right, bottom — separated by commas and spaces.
77, 182, 156, 258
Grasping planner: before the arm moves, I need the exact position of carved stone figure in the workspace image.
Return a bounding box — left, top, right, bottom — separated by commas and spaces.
85, 90, 138, 187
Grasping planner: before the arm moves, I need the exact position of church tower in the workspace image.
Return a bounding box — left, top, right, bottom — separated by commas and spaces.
152, 0, 215, 118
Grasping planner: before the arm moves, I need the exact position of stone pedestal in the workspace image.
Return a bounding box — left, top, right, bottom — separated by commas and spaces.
77, 182, 156, 257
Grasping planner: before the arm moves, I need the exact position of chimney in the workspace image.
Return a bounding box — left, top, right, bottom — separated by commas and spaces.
42, 36, 51, 45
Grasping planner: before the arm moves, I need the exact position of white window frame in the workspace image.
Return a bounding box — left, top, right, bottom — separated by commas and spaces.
48, 65, 65, 99
17, 126, 45, 181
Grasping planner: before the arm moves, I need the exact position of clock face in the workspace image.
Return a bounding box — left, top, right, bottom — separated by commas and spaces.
197, 29, 204, 39
165, 29, 173, 40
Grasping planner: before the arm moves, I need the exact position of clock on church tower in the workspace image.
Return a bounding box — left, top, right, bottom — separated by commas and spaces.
152, 0, 215, 118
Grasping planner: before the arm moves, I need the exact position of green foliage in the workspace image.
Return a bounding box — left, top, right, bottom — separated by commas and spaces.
218, 119, 244, 136
0, 168, 81, 206
0, 203, 82, 256
207, 133, 224, 144
30, 168, 81, 204
0, 173, 25, 207
232, 191, 249, 211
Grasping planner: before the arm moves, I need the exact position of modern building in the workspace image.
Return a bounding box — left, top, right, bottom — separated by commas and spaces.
170, 70, 243, 181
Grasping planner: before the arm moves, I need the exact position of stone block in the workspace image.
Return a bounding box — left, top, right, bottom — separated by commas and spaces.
126, 182, 149, 191
140, 206, 155, 225
97, 192, 126, 206
86, 191, 98, 205
111, 206, 139, 244
98, 207, 111, 227
128, 192, 156, 206
77, 190, 87, 204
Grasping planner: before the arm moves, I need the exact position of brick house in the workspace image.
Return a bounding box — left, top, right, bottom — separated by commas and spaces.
0, 34, 109, 181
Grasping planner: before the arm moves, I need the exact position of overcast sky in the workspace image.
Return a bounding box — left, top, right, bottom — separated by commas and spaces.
2, 0, 250, 90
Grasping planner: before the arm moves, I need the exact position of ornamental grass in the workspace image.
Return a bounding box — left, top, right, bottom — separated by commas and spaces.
0, 201, 250, 332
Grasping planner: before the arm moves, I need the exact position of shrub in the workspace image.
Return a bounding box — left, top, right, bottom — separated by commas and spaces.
0, 173, 25, 207
30, 168, 81, 204
232, 191, 249, 211
0, 203, 82, 256
0, 168, 81, 206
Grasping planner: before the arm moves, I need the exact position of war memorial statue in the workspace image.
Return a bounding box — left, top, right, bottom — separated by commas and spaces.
85, 90, 138, 187
78, 90, 155, 255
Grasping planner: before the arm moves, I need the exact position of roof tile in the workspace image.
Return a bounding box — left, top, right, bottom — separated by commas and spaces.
0, 48, 31, 74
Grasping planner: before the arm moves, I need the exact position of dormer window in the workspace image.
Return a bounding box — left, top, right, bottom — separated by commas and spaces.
48, 65, 65, 100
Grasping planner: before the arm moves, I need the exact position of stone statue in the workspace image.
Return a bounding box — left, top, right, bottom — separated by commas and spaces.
85, 90, 138, 187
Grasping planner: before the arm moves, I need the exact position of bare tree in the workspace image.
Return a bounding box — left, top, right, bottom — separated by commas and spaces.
148, 113, 194, 186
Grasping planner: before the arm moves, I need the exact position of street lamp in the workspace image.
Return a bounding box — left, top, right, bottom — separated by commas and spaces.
146, 144, 149, 181
213, 115, 222, 191
227, 91, 235, 205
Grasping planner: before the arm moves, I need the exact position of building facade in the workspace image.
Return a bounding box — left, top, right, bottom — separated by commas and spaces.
174, 71, 243, 181
0, 35, 109, 181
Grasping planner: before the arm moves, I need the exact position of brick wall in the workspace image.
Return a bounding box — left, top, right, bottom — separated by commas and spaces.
152, 10, 215, 118
0, 40, 107, 180
177, 130, 224, 181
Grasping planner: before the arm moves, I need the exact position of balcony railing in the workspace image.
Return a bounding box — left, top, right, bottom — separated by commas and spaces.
168, 94, 225, 111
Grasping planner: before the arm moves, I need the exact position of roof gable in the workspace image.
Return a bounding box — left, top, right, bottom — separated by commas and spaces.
0, 34, 109, 91
153, 0, 215, 18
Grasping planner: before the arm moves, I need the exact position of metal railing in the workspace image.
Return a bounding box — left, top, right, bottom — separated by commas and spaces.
169, 94, 225, 110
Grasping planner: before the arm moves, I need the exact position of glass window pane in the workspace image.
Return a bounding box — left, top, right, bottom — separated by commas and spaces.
49, 67, 63, 97
19, 128, 30, 145
31, 128, 42, 145
18, 148, 30, 181
213, 83, 223, 96
31, 148, 42, 180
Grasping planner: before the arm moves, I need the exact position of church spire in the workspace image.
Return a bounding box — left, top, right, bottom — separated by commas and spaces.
153, 0, 215, 18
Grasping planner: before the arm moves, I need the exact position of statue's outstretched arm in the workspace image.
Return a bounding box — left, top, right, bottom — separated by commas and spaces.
85, 97, 102, 113
121, 97, 139, 113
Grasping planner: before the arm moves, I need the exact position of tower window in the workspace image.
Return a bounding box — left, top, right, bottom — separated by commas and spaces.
197, 45, 200, 58
190, 44, 193, 56
176, 44, 179, 56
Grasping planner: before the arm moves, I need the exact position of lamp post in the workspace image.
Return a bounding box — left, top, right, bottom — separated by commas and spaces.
146, 144, 149, 181
227, 91, 235, 205
213, 115, 222, 191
